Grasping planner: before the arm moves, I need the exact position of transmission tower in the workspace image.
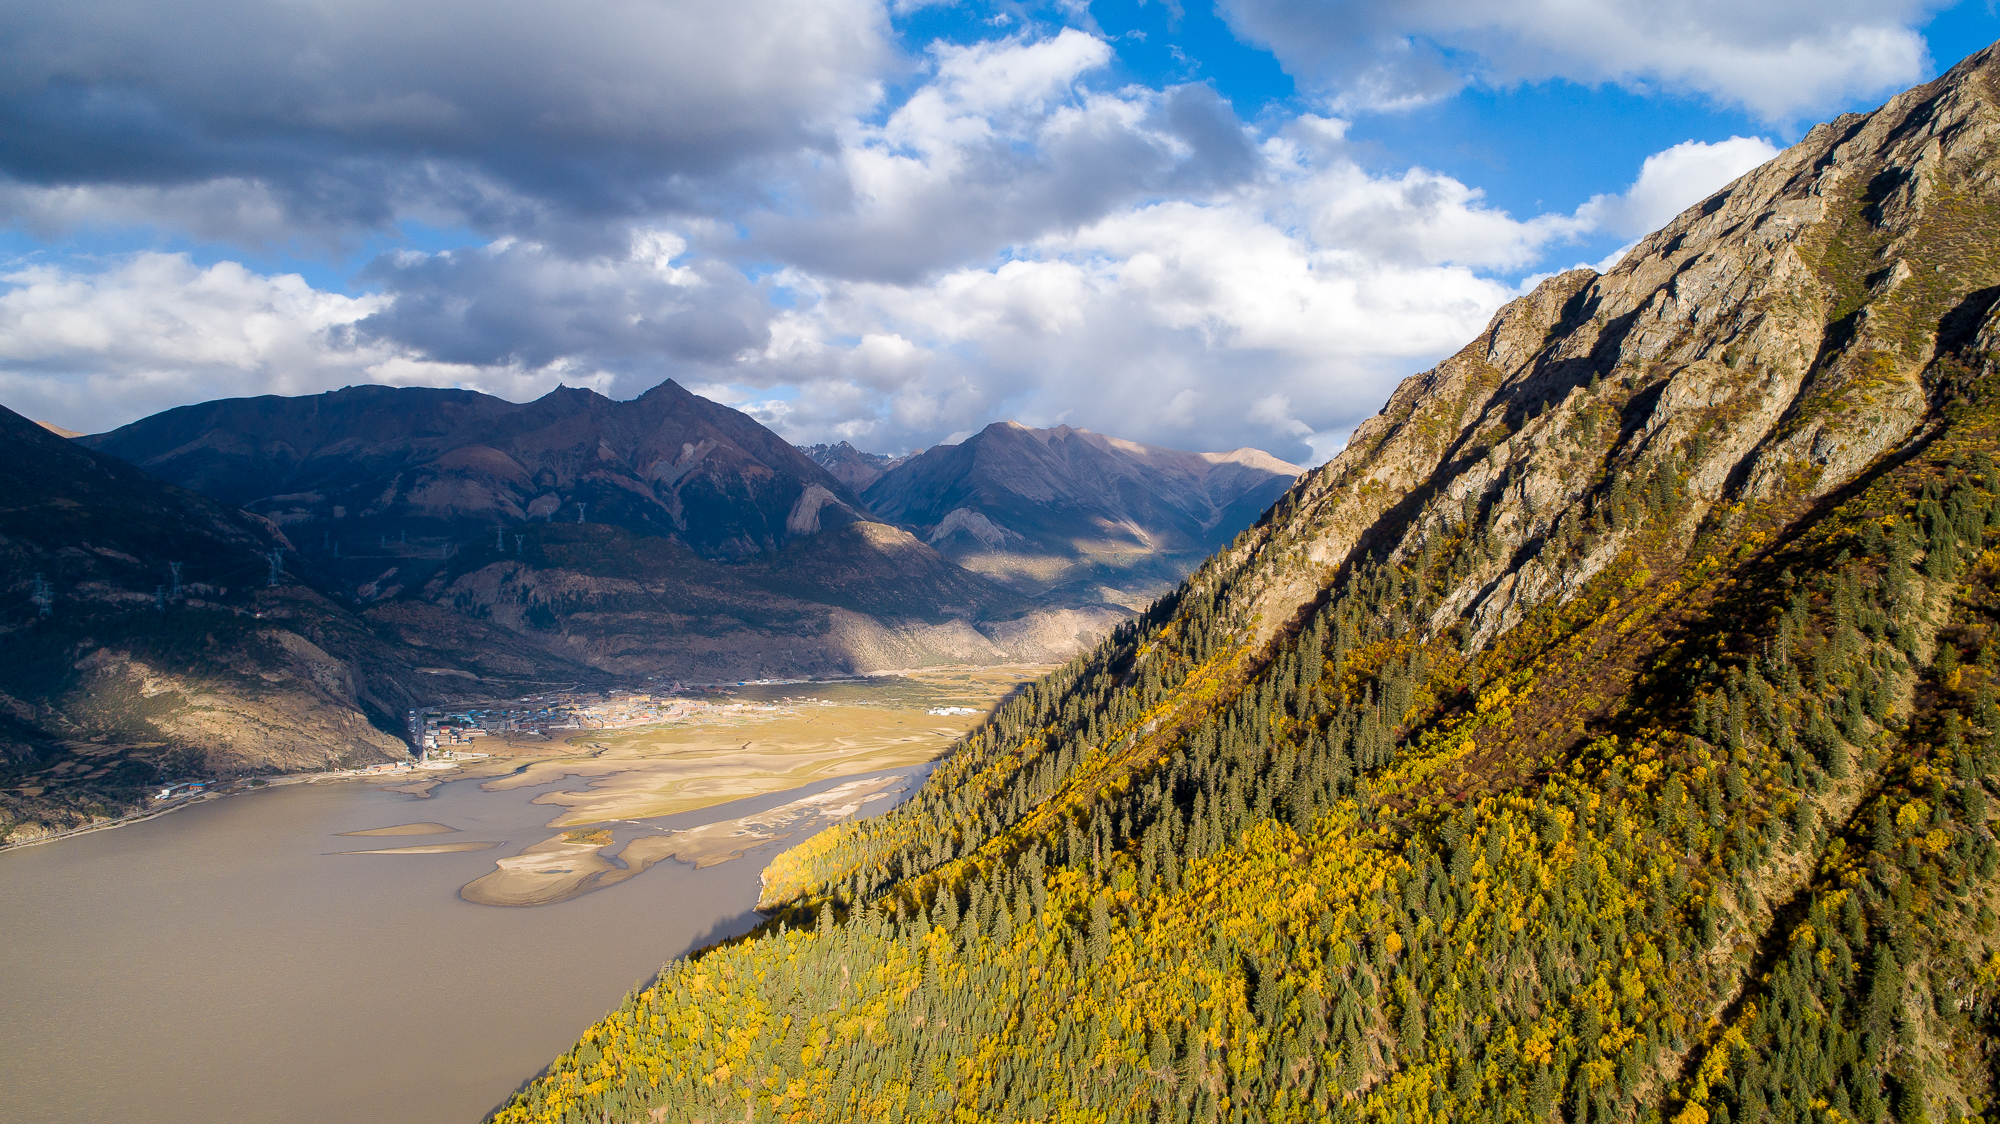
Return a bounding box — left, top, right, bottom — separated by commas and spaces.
30, 573, 51, 617
155, 585, 165, 611
496, 526, 505, 550
577, 503, 587, 524
266, 549, 285, 586
514, 535, 524, 555
168, 561, 182, 598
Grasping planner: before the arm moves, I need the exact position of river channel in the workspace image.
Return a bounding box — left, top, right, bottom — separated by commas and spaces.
0, 669, 1012, 1124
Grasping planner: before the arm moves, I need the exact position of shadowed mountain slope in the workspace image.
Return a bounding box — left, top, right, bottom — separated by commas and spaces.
0, 403, 597, 843
73, 381, 1131, 689
861, 421, 1301, 605
82, 379, 869, 562
495, 44, 2000, 1124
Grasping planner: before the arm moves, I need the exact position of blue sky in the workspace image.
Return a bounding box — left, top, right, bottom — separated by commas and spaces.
0, 0, 1995, 460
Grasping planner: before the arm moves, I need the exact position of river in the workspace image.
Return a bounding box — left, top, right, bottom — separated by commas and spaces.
0, 763, 910, 1123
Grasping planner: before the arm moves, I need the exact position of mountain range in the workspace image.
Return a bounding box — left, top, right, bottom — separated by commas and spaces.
800, 440, 905, 491
2, 380, 1297, 840
496, 44, 2000, 1124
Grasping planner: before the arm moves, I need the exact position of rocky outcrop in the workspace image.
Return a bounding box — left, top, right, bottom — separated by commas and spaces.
1202, 43, 2000, 655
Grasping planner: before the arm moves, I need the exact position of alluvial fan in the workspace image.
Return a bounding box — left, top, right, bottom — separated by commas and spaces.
492, 43, 2000, 1124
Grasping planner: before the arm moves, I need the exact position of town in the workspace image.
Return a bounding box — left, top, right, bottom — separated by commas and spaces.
409, 684, 806, 756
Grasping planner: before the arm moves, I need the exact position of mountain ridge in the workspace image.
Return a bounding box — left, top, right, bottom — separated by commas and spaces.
859, 420, 1302, 606
492, 42, 2000, 1124
81, 378, 871, 561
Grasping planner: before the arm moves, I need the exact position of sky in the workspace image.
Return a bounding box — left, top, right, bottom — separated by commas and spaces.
1, 1, 1996, 463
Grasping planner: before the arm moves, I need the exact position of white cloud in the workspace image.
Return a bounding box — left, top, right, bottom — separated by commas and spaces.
0, 0, 897, 245
716, 127, 1571, 461
742, 31, 1259, 282
1218, 0, 1945, 121
0, 26, 1821, 465
1576, 136, 1780, 237
0, 252, 616, 432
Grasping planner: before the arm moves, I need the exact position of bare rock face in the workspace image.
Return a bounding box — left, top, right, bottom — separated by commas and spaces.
799, 441, 904, 491
862, 422, 1302, 606
1194, 44, 2000, 656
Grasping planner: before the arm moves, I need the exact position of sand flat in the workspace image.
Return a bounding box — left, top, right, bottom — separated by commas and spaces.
459, 832, 625, 907
337, 822, 457, 836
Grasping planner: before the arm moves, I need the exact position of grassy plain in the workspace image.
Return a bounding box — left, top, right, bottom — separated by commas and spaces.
473, 667, 1037, 827
437, 667, 1042, 906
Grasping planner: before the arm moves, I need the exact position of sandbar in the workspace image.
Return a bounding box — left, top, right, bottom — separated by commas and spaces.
335, 841, 500, 855
338, 822, 457, 836
624, 775, 904, 868
458, 775, 906, 907
460, 830, 625, 907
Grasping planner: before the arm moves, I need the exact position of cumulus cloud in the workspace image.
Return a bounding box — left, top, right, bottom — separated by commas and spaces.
721, 131, 1562, 462
353, 231, 772, 368
742, 32, 1261, 282
0, 252, 612, 432
0, 15, 1835, 464
1217, 0, 1943, 120
0, 44, 1789, 464
0, 0, 895, 245
1576, 136, 1780, 238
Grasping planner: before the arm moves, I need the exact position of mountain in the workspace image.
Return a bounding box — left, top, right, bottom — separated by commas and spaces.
82, 379, 870, 562
799, 440, 904, 491
78, 381, 1128, 683
0, 404, 596, 843
495, 45, 2000, 1124
860, 421, 1302, 605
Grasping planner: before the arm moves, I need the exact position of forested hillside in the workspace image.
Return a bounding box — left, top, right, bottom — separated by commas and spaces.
491, 45, 2000, 1124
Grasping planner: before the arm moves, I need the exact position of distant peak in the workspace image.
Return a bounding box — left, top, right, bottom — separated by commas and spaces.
36, 420, 83, 439
535, 383, 610, 404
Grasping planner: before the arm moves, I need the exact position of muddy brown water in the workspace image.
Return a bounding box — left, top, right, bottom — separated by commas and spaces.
0, 765, 919, 1124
